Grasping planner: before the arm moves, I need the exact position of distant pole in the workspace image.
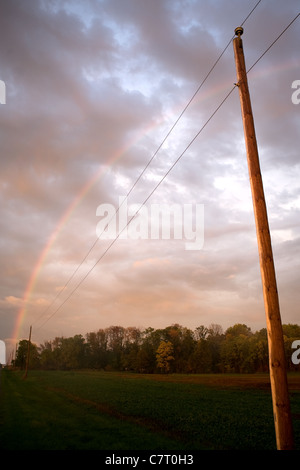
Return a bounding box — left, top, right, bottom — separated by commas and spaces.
233, 27, 294, 450
23, 325, 32, 380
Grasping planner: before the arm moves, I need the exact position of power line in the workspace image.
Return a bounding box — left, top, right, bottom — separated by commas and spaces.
33, 236, 99, 327
36, 85, 237, 332
241, 0, 262, 26
33, 33, 233, 329
247, 12, 300, 74
34, 2, 263, 332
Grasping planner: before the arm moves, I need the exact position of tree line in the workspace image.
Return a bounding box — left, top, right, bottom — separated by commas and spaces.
14, 322, 300, 374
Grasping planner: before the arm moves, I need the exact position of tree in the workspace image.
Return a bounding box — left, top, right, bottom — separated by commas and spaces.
225, 323, 252, 338
221, 325, 253, 373
207, 324, 223, 372
39, 340, 56, 370
194, 325, 209, 341
86, 329, 108, 369
136, 342, 156, 373
156, 341, 174, 373
106, 326, 125, 369
59, 335, 87, 369
15, 340, 39, 370
121, 327, 142, 371
14, 340, 28, 369
136, 327, 162, 373
247, 329, 268, 372
221, 334, 251, 373
190, 339, 213, 373
21, 322, 300, 374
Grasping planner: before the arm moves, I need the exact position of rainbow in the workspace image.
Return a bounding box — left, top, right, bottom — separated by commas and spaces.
12, 117, 162, 344
13, 52, 297, 344
12, 165, 104, 342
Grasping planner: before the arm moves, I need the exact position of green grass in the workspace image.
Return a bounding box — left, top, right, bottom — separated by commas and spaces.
0, 369, 299, 450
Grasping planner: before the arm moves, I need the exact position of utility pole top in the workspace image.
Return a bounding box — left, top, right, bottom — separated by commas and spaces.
234, 26, 244, 37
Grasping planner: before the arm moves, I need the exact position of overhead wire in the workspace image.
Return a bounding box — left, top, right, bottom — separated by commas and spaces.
36, 85, 238, 331
34, 1, 265, 332
240, 0, 262, 26
32, 8, 244, 330
247, 12, 300, 74
33, 27, 232, 328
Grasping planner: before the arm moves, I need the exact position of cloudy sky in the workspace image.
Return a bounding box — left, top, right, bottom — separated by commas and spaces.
0, 0, 299, 358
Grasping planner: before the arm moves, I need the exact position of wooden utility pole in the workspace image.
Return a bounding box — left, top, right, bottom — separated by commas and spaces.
233, 27, 294, 450
23, 325, 32, 380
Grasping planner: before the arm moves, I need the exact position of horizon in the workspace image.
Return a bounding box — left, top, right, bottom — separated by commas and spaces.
1, 1, 299, 362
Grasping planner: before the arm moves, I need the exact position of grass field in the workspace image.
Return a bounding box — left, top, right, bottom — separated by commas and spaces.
0, 369, 299, 450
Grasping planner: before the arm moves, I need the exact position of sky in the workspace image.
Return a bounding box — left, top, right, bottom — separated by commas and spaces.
0, 0, 299, 361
